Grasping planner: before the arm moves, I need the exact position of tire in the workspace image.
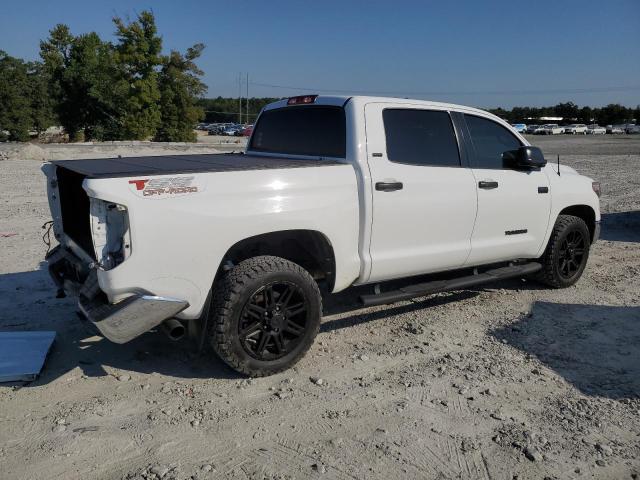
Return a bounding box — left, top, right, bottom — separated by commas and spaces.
209, 255, 321, 377
535, 214, 591, 288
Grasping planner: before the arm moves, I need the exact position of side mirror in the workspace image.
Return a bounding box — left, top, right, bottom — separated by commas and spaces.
503, 146, 546, 169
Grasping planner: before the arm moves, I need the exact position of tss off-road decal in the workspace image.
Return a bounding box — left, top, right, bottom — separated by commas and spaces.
128, 176, 203, 198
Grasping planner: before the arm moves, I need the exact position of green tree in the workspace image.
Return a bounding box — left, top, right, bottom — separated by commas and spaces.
596, 104, 632, 125
40, 25, 78, 139
155, 44, 207, 142
0, 51, 35, 141
40, 26, 115, 140
553, 102, 579, 121
577, 106, 593, 124
27, 61, 55, 134
510, 107, 531, 123
111, 11, 162, 139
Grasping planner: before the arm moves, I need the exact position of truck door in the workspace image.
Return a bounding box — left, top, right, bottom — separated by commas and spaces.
461, 114, 552, 265
364, 103, 478, 283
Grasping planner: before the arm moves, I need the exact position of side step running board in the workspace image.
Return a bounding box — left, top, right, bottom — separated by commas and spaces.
359, 262, 542, 307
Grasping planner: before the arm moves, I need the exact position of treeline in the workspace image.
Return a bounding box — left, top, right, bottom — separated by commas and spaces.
488, 102, 639, 125
0, 11, 206, 142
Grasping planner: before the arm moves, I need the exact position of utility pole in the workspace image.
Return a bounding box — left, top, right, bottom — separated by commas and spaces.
238, 73, 242, 124
246, 73, 249, 125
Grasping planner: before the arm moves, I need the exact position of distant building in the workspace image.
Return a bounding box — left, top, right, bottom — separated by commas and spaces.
526, 117, 564, 122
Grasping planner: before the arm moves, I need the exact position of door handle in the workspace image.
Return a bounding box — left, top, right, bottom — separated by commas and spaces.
478, 180, 499, 189
375, 181, 403, 192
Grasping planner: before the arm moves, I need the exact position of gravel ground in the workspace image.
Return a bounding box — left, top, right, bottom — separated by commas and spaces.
0, 136, 638, 480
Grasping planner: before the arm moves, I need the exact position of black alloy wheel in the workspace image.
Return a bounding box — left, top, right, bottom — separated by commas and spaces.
535, 214, 591, 288
209, 255, 321, 377
239, 281, 308, 361
557, 230, 586, 280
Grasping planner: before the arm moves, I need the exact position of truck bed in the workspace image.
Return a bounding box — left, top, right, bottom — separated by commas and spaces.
52, 153, 342, 178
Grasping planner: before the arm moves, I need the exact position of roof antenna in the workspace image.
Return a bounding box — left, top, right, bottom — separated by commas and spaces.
557, 154, 561, 176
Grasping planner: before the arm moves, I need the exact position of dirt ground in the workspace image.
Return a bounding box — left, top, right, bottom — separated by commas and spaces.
0, 136, 639, 480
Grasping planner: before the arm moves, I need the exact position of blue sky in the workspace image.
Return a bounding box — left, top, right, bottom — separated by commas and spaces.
1, 0, 638, 108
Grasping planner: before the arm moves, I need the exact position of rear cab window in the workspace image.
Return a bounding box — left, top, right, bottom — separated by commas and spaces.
249, 105, 346, 158
464, 114, 522, 169
383, 109, 460, 167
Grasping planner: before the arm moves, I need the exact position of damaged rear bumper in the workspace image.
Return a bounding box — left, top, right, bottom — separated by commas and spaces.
47, 245, 188, 344
78, 293, 188, 344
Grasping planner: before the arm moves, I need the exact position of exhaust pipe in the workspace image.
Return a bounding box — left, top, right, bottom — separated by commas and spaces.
161, 318, 186, 341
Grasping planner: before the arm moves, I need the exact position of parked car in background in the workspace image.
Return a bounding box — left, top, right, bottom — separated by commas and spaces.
547, 124, 565, 135
240, 125, 254, 136
223, 126, 240, 136
586, 125, 606, 135
535, 124, 563, 135
511, 123, 527, 133
206, 123, 236, 135
606, 125, 625, 134
525, 124, 541, 134
625, 124, 639, 134
234, 125, 250, 136
564, 124, 588, 134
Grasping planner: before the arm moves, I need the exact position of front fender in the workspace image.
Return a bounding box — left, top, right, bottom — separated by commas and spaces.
538, 165, 600, 256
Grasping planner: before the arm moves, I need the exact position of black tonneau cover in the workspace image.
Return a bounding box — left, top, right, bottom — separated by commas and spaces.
52, 153, 342, 179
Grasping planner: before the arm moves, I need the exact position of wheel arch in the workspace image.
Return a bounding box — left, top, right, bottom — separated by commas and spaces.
558, 204, 597, 242
215, 229, 337, 292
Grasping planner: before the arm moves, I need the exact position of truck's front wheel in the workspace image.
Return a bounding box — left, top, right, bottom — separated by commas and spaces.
535, 214, 591, 288
209, 255, 321, 377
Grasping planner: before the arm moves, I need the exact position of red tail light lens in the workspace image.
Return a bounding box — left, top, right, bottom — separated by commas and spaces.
287, 95, 318, 105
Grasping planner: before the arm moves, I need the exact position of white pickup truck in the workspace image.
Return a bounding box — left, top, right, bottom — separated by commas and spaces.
43, 95, 601, 376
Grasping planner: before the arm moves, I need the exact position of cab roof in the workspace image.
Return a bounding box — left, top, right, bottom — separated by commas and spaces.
263, 95, 501, 121
261, 95, 526, 143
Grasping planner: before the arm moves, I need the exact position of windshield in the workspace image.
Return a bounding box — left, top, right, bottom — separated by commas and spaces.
249, 105, 346, 158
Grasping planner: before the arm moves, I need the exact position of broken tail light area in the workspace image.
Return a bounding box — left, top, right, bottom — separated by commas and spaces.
287, 95, 318, 106
89, 198, 131, 270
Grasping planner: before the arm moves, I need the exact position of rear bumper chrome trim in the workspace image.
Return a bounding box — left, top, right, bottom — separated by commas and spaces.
79, 294, 189, 344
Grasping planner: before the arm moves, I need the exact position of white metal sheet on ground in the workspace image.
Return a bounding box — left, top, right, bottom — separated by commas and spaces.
0, 331, 56, 382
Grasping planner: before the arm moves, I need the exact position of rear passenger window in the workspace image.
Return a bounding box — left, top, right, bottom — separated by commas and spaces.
464, 114, 522, 169
383, 109, 460, 167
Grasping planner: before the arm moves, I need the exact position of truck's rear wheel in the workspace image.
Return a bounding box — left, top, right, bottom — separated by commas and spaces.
535, 214, 591, 288
209, 255, 321, 377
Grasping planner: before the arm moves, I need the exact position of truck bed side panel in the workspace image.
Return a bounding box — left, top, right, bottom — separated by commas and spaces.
83, 164, 361, 319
